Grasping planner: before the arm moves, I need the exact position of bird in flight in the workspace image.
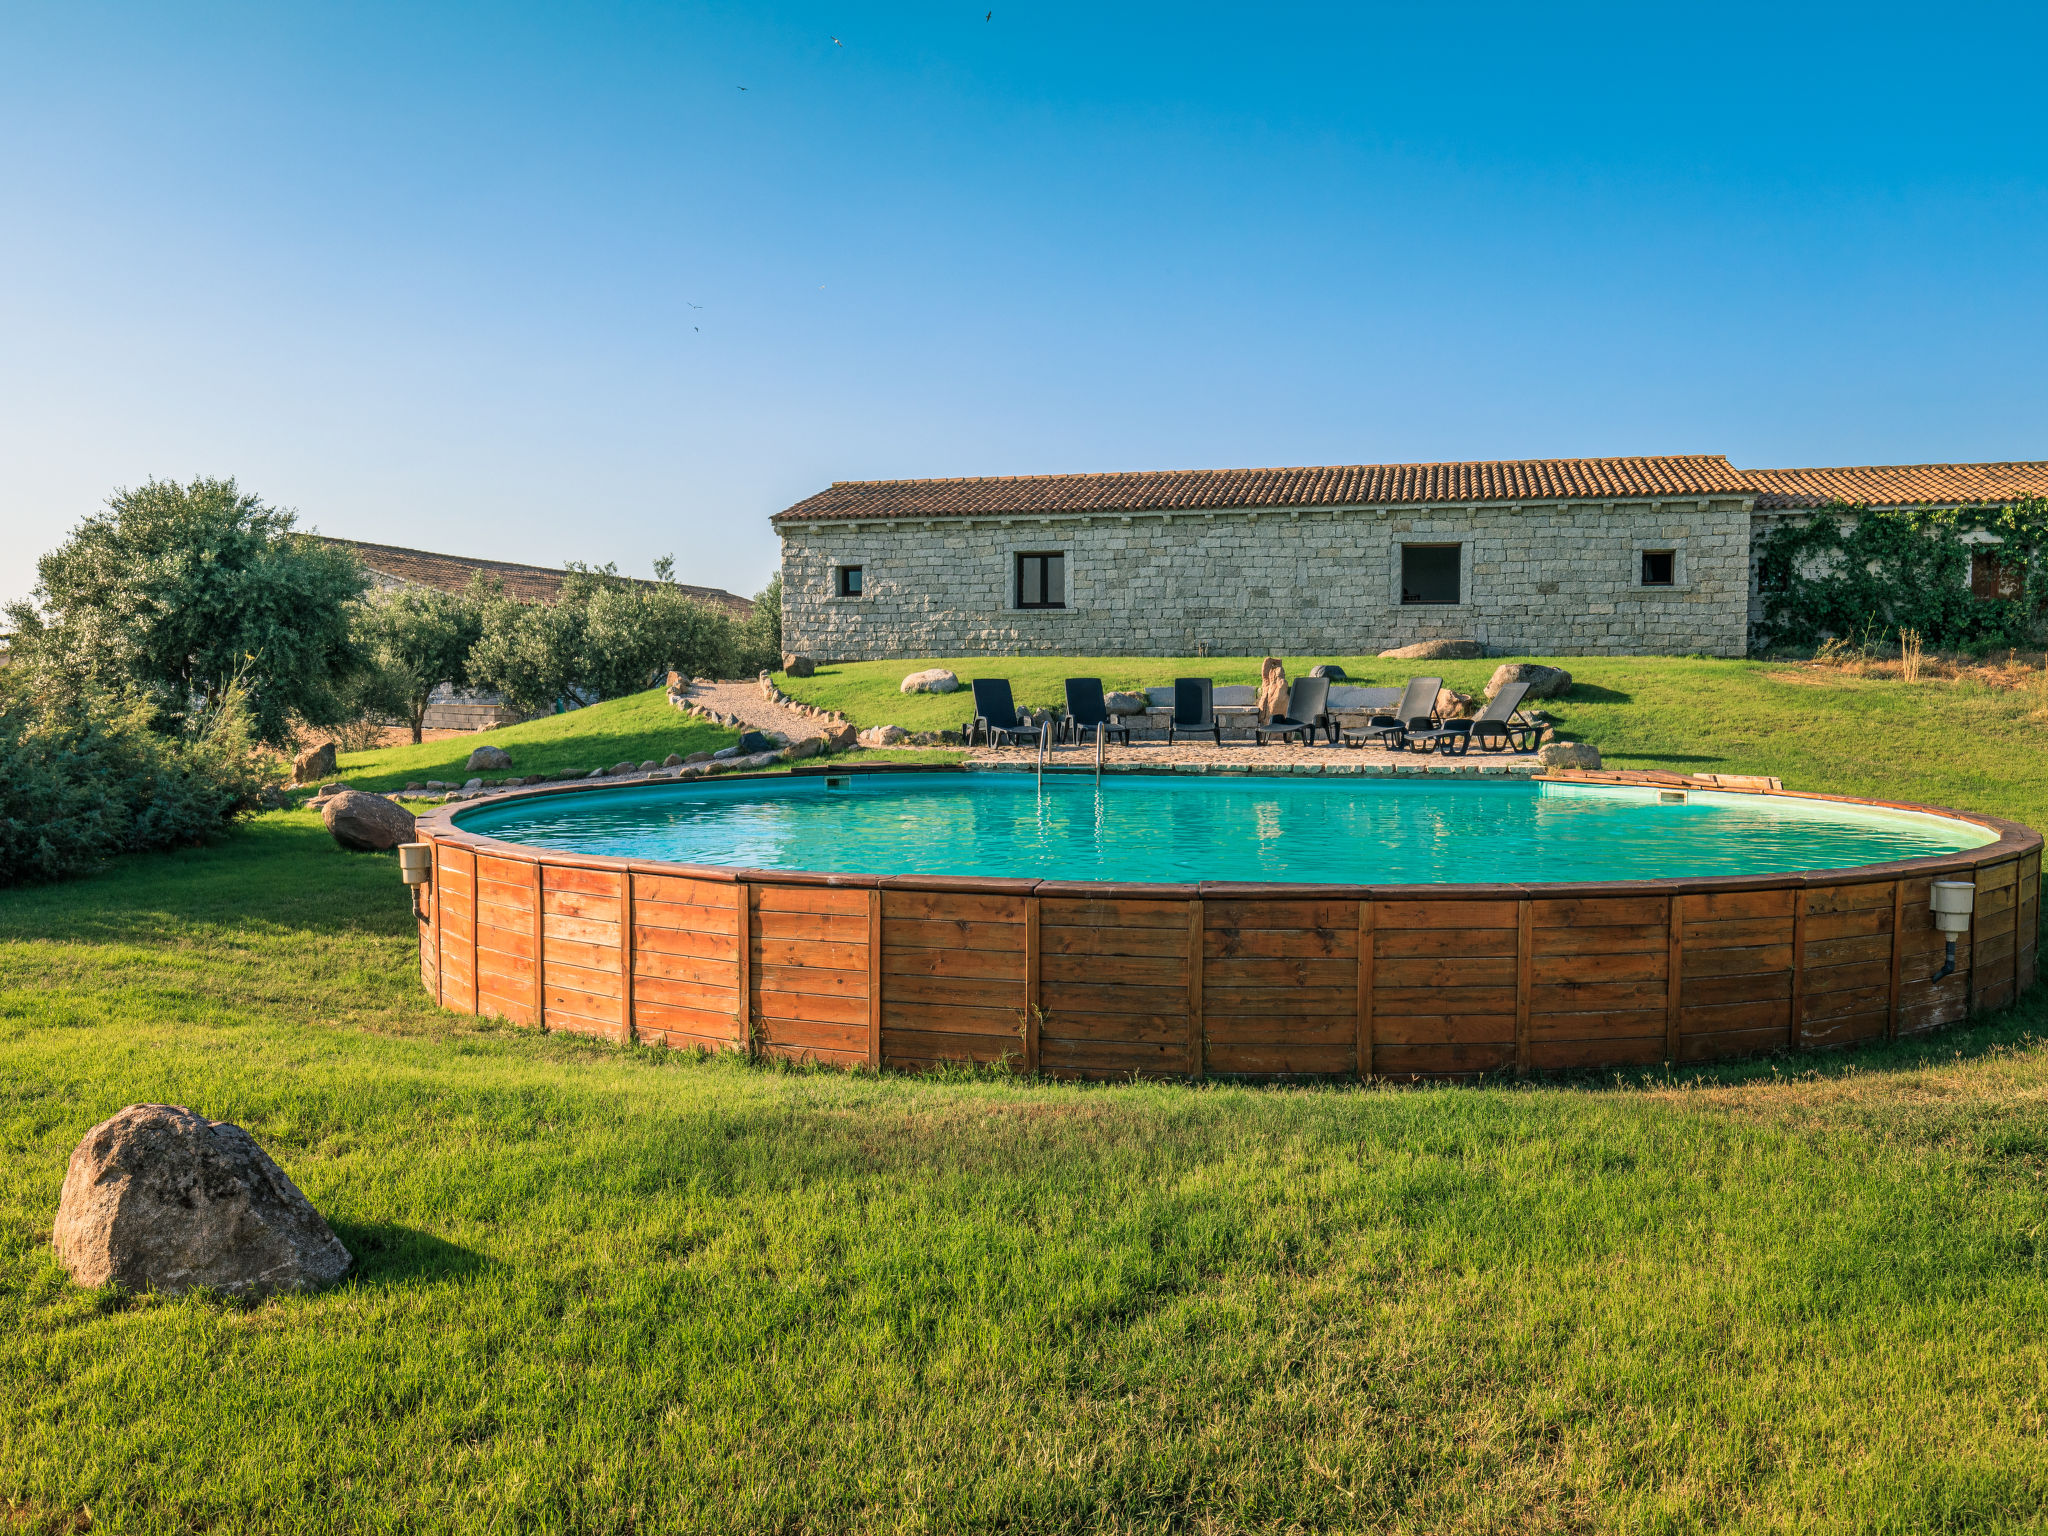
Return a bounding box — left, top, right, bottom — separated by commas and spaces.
832, 36, 842, 45
736, 85, 747, 91
687, 302, 703, 309
985, 10, 992, 18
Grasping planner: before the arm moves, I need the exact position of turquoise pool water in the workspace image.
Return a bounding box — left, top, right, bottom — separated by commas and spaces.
451, 773, 1994, 885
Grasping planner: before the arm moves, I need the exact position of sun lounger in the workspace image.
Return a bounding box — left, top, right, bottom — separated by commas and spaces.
1404, 680, 1549, 755
968, 679, 1047, 749
1342, 676, 1442, 750
1061, 677, 1132, 747
1253, 675, 1334, 746
1167, 678, 1222, 745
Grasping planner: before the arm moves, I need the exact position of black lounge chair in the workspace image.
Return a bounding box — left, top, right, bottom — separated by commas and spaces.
1343, 676, 1442, 751
1061, 677, 1132, 748
1404, 681, 1550, 756
1469, 679, 1547, 752
1254, 675, 1334, 746
1167, 678, 1221, 745
968, 679, 1046, 750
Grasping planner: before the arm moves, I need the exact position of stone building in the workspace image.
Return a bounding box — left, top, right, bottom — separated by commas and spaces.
321, 538, 750, 729
773, 455, 2048, 661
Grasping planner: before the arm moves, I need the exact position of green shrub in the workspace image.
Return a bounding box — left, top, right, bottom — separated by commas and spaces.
0, 683, 280, 886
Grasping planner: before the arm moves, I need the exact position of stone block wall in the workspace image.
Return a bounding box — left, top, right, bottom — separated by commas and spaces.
779, 499, 1752, 659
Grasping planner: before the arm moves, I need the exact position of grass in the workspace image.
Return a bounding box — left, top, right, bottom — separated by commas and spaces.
778, 654, 2048, 827
325, 689, 961, 796
2, 661, 2047, 1531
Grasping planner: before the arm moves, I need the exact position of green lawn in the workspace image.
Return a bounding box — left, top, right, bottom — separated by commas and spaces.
327, 689, 960, 795
779, 655, 2048, 827
3, 661, 2048, 1532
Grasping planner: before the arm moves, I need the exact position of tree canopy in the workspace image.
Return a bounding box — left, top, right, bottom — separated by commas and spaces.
4, 478, 367, 746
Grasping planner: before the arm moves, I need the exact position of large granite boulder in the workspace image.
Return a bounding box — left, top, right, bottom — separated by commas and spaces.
1103, 691, 1149, 716
292, 741, 337, 786
321, 790, 416, 852
781, 654, 817, 678
900, 668, 960, 694
1485, 663, 1573, 701
1537, 741, 1603, 770
53, 1104, 352, 1298
1380, 639, 1486, 661
466, 744, 512, 771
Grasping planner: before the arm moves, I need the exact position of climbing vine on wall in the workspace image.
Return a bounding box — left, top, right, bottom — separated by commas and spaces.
1753, 496, 2048, 652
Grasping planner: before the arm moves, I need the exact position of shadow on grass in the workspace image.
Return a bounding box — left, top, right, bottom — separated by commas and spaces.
1560, 684, 1631, 703
1605, 752, 1726, 765
333, 1222, 497, 1288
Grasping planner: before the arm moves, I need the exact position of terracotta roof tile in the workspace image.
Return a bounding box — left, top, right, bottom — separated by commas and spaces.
772, 455, 1752, 522
1748, 462, 2048, 511
319, 538, 751, 614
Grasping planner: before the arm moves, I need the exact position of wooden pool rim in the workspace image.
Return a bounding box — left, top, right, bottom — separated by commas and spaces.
410, 764, 2041, 1080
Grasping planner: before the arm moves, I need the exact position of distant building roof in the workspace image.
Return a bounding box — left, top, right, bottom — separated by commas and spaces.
318, 538, 751, 614
1746, 462, 2048, 511
771, 455, 1753, 522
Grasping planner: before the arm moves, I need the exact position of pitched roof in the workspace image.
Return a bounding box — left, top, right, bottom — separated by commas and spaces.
1747, 462, 2048, 511
318, 538, 751, 614
772, 455, 1751, 522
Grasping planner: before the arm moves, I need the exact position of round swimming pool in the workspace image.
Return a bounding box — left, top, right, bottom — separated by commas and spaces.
414, 766, 2039, 1083
452, 771, 1996, 885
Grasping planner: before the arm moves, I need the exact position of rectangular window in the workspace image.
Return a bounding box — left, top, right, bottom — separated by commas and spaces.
1972, 548, 2022, 600
835, 565, 863, 597
1640, 549, 1676, 586
1016, 551, 1066, 609
1400, 544, 1460, 605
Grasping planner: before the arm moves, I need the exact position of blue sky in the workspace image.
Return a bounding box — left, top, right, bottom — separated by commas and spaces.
4, 2, 2044, 606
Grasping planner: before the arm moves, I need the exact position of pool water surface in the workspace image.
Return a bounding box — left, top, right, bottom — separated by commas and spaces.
452, 773, 1994, 885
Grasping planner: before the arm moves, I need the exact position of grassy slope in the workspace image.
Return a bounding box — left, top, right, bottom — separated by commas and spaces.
329, 689, 960, 794
779, 655, 2048, 827
1, 817, 2046, 1531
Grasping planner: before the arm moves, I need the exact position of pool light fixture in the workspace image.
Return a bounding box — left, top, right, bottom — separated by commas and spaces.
1929, 880, 1974, 980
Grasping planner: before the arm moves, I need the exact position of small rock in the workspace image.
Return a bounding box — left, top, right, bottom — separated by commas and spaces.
639, 760, 658, 771
466, 745, 512, 772
321, 790, 415, 851
859, 724, 909, 747
1485, 663, 1573, 701
899, 668, 960, 694
52, 1104, 352, 1298
685, 750, 713, 764
662, 754, 683, 768
554, 769, 585, 782
783, 736, 826, 762
823, 722, 858, 752
1103, 691, 1148, 716
586, 769, 605, 779
781, 654, 816, 678
712, 745, 740, 761
609, 762, 633, 775
1537, 741, 1603, 770
291, 741, 338, 786
1379, 639, 1486, 661
424, 780, 450, 792
1308, 664, 1348, 680
463, 777, 483, 790
678, 765, 704, 780
405, 781, 423, 791
737, 730, 774, 755
1433, 688, 1481, 719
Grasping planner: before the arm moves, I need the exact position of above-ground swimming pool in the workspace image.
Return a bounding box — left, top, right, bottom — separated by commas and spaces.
453, 772, 1997, 886
414, 765, 2039, 1082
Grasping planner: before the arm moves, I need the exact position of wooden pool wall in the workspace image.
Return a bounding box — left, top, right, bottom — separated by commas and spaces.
411, 771, 2040, 1080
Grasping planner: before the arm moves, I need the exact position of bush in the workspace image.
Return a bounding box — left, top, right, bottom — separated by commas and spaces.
0, 683, 281, 886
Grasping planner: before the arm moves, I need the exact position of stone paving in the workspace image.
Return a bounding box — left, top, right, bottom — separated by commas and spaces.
965, 736, 1543, 775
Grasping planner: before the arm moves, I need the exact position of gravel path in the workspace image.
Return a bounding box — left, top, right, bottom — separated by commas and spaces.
681, 677, 856, 744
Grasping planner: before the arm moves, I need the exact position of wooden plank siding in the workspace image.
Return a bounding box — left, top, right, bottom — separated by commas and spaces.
752, 882, 871, 1067
413, 783, 2040, 1081
879, 888, 1030, 1071
1038, 897, 1196, 1078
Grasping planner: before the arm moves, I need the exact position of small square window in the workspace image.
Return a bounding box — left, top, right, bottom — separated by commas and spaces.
1972, 548, 2022, 600
1016, 551, 1066, 609
1401, 544, 1460, 605
836, 565, 863, 597
1641, 550, 1675, 587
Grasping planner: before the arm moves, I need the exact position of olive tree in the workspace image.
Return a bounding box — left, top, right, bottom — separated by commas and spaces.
4, 477, 367, 746
352, 579, 487, 743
